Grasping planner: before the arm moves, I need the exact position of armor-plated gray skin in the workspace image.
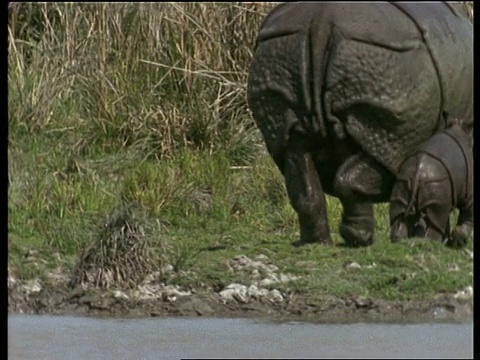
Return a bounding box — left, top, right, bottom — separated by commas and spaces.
390, 124, 473, 248
247, 2, 473, 246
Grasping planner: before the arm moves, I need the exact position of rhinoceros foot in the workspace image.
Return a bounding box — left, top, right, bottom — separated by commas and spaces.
448, 224, 471, 249
297, 222, 333, 246
390, 219, 409, 243
340, 223, 374, 247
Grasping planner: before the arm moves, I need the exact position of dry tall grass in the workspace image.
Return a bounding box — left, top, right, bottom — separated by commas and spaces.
8, 3, 278, 162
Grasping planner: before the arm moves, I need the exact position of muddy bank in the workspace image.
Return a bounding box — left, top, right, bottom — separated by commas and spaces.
7, 283, 474, 324
8, 254, 473, 323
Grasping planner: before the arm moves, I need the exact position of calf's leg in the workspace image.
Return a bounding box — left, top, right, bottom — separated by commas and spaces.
417, 177, 453, 242
449, 204, 473, 248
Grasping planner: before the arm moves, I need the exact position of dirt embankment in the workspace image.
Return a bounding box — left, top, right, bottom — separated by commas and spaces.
8, 253, 473, 323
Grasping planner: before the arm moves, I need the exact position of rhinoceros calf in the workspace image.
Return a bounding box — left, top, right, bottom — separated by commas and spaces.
247, 2, 472, 246
390, 124, 473, 248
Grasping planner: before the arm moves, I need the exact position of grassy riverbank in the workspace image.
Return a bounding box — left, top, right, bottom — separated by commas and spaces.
8, 3, 473, 311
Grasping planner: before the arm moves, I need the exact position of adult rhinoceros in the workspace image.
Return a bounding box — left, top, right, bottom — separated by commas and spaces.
246, 2, 473, 246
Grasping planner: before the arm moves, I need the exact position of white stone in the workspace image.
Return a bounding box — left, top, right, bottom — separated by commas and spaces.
21, 279, 42, 294
453, 286, 473, 300
269, 289, 284, 302
219, 283, 248, 303
233, 255, 251, 267
254, 254, 269, 261
265, 264, 279, 273
345, 261, 362, 269
247, 284, 269, 299
162, 265, 174, 274
251, 269, 260, 278
164, 294, 177, 302
259, 278, 275, 287
447, 263, 460, 272
252, 261, 266, 269
112, 290, 129, 300
163, 285, 191, 297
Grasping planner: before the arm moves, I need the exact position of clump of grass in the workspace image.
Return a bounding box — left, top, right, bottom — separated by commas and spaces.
69, 203, 158, 289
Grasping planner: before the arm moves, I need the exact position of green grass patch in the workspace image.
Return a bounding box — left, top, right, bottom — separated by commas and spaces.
8, 136, 473, 300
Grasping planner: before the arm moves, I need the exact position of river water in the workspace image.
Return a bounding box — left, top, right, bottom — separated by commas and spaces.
8, 315, 473, 359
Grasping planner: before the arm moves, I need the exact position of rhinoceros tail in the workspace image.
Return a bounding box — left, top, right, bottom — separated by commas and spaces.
404, 170, 419, 217
309, 7, 337, 140
398, 154, 423, 218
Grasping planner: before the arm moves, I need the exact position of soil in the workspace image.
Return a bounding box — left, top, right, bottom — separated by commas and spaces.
8, 268, 473, 324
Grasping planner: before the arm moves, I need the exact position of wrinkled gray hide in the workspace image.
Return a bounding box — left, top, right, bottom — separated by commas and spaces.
247, 2, 473, 246
390, 124, 473, 248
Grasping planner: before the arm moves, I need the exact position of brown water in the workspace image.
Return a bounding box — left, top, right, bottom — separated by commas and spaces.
8, 315, 473, 359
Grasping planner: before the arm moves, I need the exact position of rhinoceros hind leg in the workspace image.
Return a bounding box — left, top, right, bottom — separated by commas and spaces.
389, 176, 421, 242
416, 176, 453, 243
283, 138, 333, 245
339, 201, 375, 247
449, 224, 472, 248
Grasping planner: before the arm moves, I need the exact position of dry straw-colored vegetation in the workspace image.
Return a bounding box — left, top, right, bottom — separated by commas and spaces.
8, 2, 472, 162
8, 3, 278, 163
